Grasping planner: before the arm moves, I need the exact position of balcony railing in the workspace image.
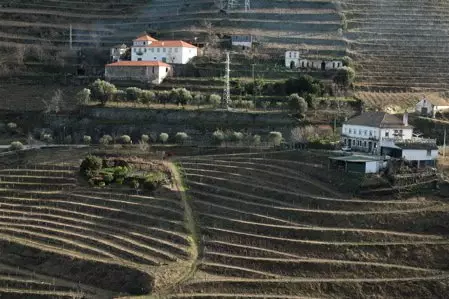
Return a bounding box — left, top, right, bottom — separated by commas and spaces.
382, 137, 437, 144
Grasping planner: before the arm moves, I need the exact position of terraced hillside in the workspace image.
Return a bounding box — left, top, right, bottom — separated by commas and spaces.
0, 149, 195, 298
343, 0, 449, 92
172, 151, 449, 298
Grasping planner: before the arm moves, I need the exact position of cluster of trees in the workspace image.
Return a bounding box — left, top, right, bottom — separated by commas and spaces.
80, 80, 222, 107
80, 155, 168, 190
211, 130, 283, 146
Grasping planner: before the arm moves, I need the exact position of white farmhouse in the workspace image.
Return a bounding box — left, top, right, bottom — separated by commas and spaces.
415, 96, 449, 117
110, 44, 128, 62
342, 111, 438, 168
131, 34, 198, 64
285, 51, 342, 70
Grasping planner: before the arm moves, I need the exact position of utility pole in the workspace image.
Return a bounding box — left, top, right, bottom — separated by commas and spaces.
222, 51, 231, 109
245, 0, 250, 12
69, 24, 73, 50
252, 63, 255, 104
443, 127, 446, 158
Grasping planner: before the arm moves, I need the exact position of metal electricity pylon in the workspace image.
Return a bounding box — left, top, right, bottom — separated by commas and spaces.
222, 51, 231, 109
244, 0, 250, 11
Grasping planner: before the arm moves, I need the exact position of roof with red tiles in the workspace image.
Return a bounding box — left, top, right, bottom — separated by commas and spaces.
105, 61, 171, 67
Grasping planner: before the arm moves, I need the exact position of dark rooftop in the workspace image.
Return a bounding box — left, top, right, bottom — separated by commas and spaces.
345, 112, 413, 129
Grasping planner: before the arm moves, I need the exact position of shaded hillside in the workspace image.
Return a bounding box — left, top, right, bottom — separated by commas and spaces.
343, 0, 449, 92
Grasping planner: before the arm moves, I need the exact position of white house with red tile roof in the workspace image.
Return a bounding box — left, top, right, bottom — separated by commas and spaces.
131, 34, 198, 64
105, 61, 171, 84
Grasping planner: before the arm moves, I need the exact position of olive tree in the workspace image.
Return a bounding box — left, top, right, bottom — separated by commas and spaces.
268, 131, 283, 146
90, 79, 117, 105
175, 132, 189, 144
159, 133, 169, 144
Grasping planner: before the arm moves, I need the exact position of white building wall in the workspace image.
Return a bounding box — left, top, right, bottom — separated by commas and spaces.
402, 149, 438, 161
365, 161, 379, 173
131, 47, 184, 64
342, 124, 380, 140
380, 128, 413, 139
181, 47, 197, 64
156, 65, 170, 84
232, 41, 252, 47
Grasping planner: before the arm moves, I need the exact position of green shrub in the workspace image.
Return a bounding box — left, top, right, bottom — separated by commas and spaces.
90, 79, 117, 105
103, 173, 114, 184
9, 141, 24, 151
125, 87, 143, 102
143, 171, 167, 191
159, 133, 169, 144
130, 179, 140, 189
268, 131, 283, 146
99, 135, 113, 145
229, 131, 244, 143
80, 155, 103, 177
212, 129, 225, 145
175, 132, 189, 144
208, 94, 221, 107
170, 88, 192, 106
120, 135, 132, 144
141, 134, 150, 143
76, 88, 91, 105
288, 93, 308, 115
141, 90, 155, 105
83, 135, 92, 144
114, 90, 127, 102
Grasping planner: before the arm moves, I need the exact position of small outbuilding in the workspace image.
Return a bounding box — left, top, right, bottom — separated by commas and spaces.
415, 96, 449, 117
105, 61, 171, 84
329, 155, 385, 174
231, 35, 253, 48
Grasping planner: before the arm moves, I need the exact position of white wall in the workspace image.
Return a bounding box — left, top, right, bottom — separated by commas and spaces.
155, 65, 170, 84
232, 41, 252, 47
402, 149, 438, 161
131, 46, 196, 64
415, 99, 433, 115
342, 124, 380, 139
379, 128, 413, 139
365, 161, 379, 173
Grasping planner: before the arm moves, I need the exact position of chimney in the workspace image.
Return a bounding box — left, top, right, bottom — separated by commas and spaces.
403, 112, 408, 127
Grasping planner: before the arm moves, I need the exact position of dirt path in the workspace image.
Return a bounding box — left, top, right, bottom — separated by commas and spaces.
157, 162, 200, 294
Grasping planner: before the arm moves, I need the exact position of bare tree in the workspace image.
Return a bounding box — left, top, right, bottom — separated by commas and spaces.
43, 89, 64, 113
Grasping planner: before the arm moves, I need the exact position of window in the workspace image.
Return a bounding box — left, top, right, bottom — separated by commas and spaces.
385, 131, 389, 137
143, 42, 146, 45
157, 48, 160, 53
175, 48, 179, 53
427, 149, 431, 156
166, 67, 168, 73
349, 128, 352, 134
364, 141, 367, 147
137, 58, 142, 61
151, 48, 154, 52
168, 48, 172, 53
154, 57, 157, 60
144, 48, 147, 53
352, 140, 356, 146
152, 67, 154, 74
369, 130, 373, 136
289, 52, 292, 58
163, 48, 166, 52
133, 48, 136, 53
364, 130, 367, 136
359, 129, 362, 135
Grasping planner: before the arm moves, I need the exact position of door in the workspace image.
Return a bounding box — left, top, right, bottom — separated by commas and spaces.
421, 107, 428, 116
321, 61, 326, 71
290, 61, 295, 69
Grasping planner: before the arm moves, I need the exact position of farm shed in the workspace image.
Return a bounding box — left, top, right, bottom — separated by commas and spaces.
105, 61, 171, 84
329, 155, 384, 174
415, 96, 449, 117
